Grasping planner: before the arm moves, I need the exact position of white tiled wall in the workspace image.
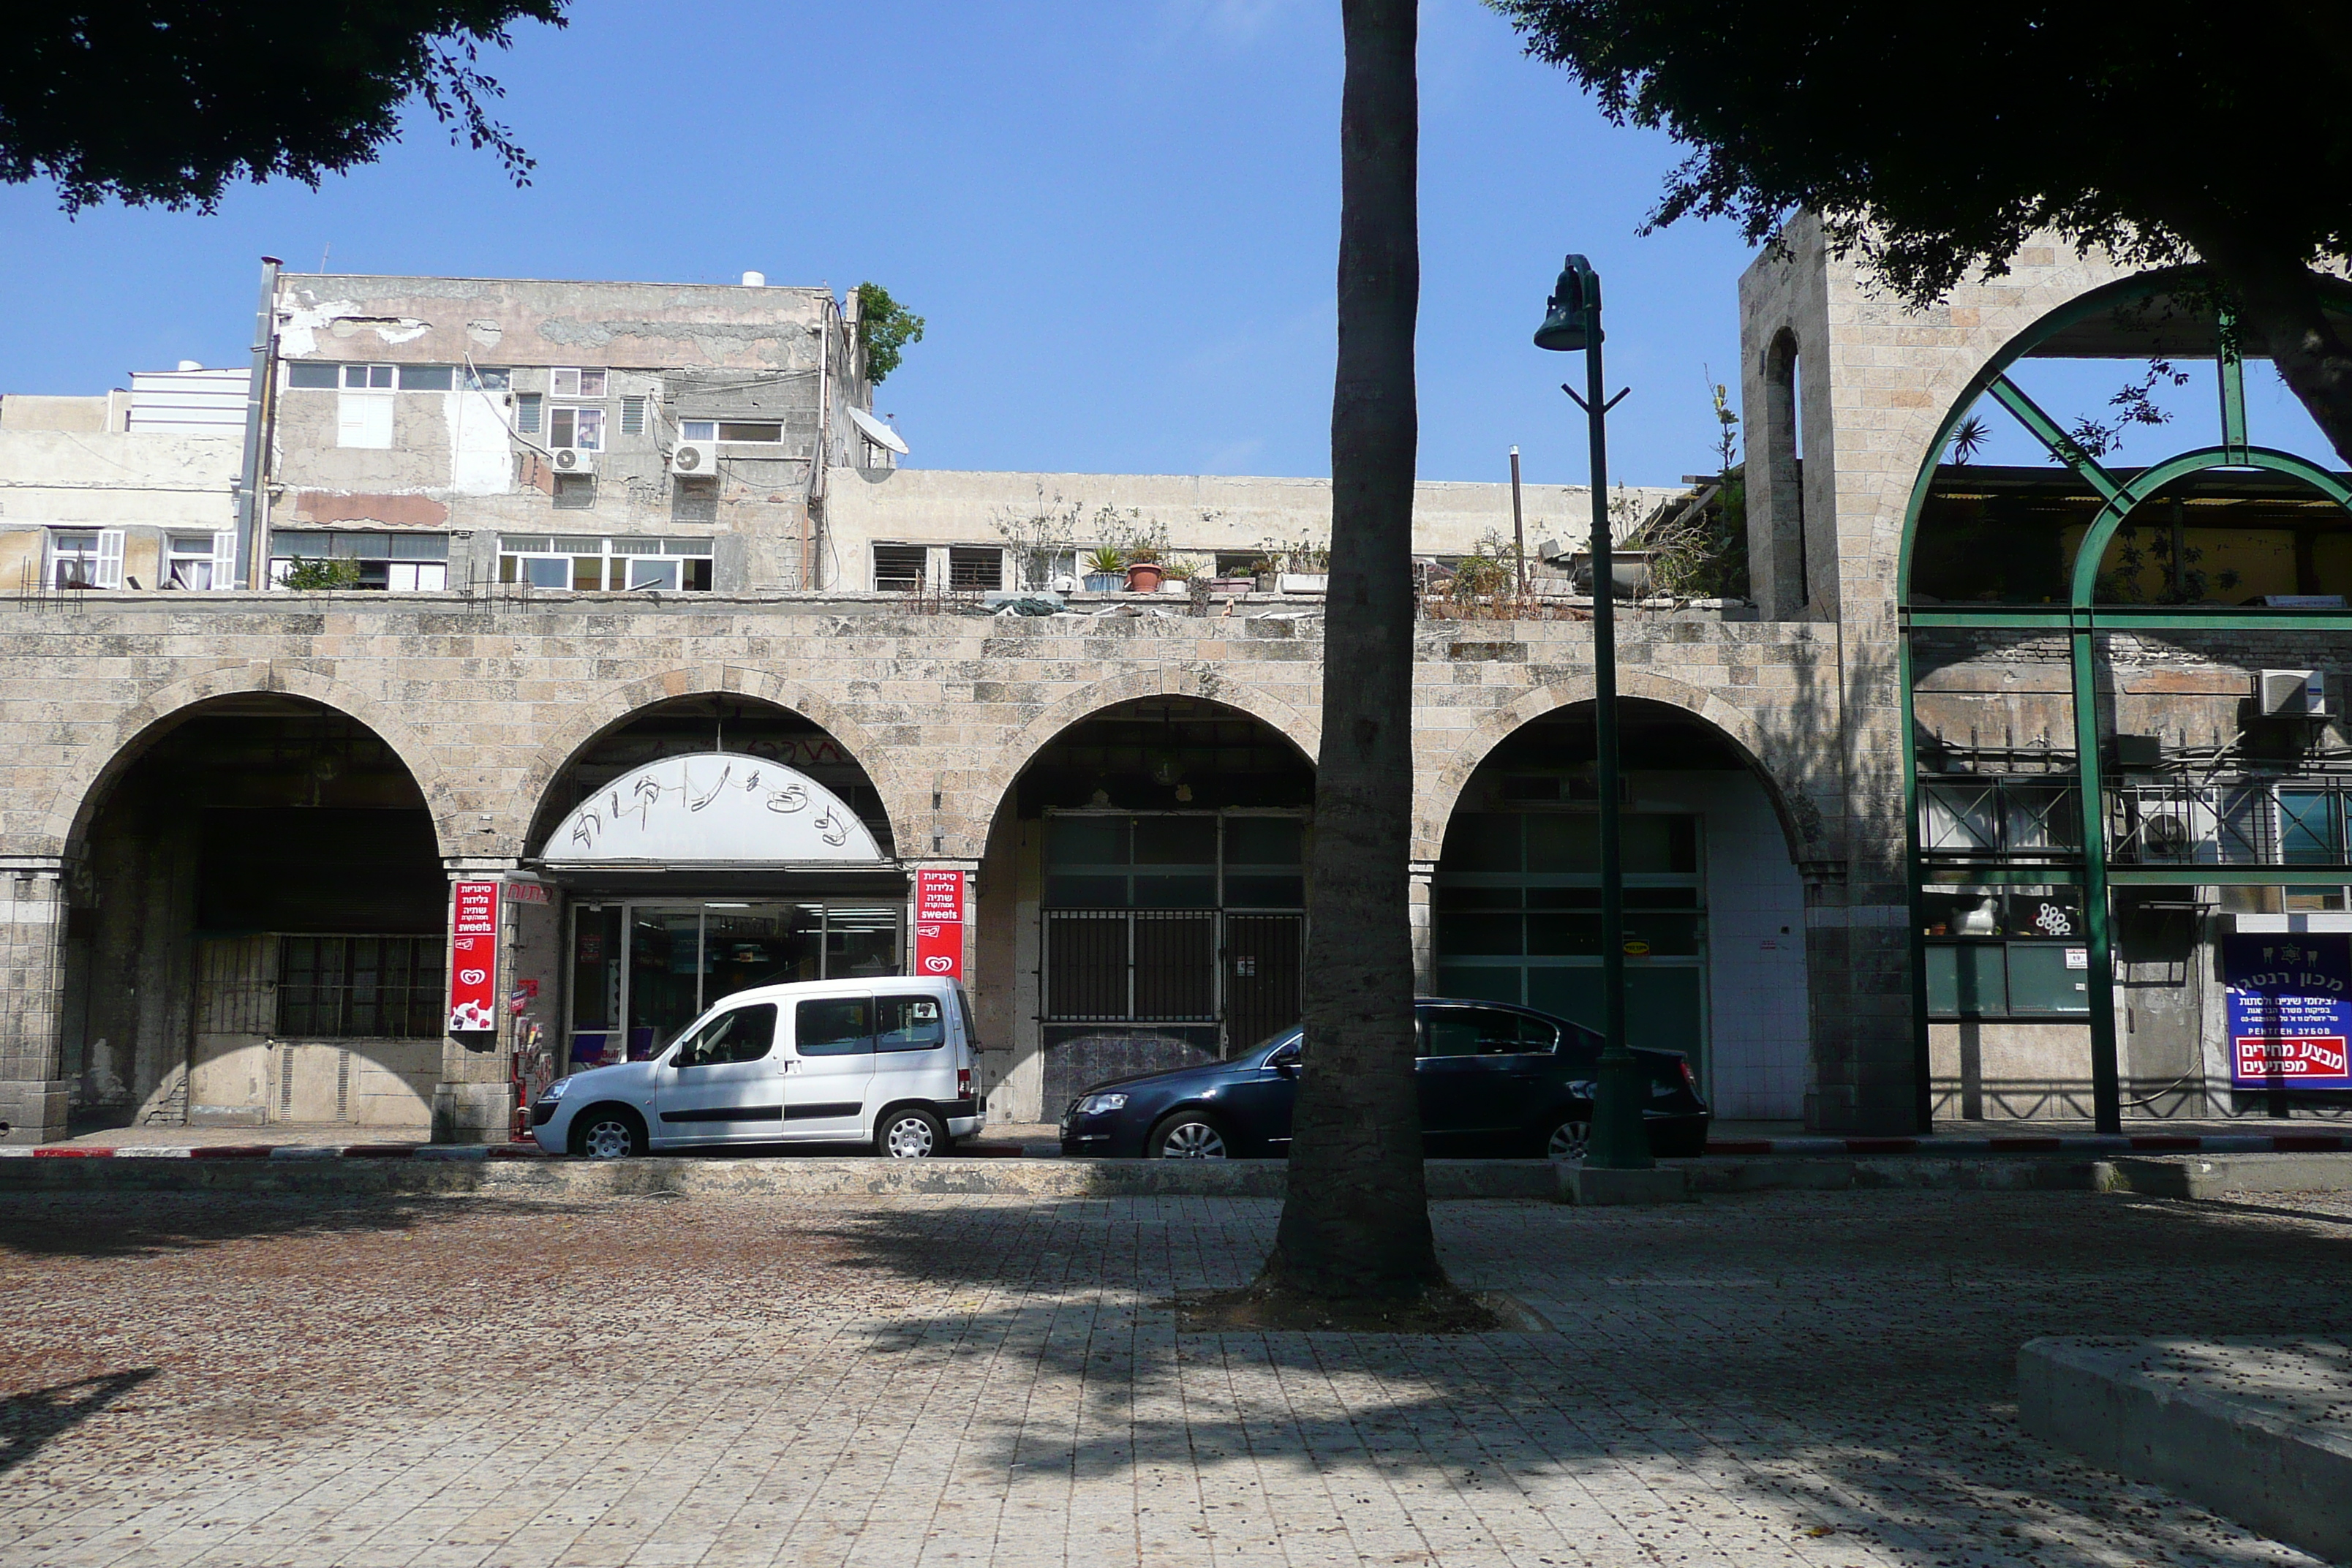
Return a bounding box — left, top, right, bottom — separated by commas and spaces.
1636, 772, 1811, 1118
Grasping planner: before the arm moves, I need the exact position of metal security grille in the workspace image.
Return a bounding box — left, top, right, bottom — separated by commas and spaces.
276, 936, 443, 1038
1045, 911, 1218, 1022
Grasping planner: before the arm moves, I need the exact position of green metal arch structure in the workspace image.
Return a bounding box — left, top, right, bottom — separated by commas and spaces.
1895, 266, 2352, 1134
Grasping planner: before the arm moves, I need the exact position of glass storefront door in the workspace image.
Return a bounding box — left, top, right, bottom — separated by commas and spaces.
566, 900, 901, 1069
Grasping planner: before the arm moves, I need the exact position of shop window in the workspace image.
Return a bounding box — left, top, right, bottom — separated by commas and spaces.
1921, 886, 2089, 1018
276, 935, 443, 1039
550, 368, 607, 399
949, 546, 1005, 592
873, 544, 927, 592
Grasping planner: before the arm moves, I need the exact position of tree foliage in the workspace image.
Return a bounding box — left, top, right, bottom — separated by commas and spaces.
0, 3, 565, 212
855, 283, 925, 385
1488, 0, 2352, 464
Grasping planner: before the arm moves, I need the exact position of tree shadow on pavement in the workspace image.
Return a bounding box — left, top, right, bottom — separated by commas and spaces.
794, 1189, 2352, 1568
0, 1191, 555, 1259
0, 1369, 157, 1476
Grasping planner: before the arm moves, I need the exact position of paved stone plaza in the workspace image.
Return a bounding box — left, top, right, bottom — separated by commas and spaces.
1, 1188, 2348, 1567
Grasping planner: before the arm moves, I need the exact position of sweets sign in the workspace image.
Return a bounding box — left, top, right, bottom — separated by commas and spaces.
2224, 933, 2352, 1090
448, 881, 501, 1033
913, 869, 965, 981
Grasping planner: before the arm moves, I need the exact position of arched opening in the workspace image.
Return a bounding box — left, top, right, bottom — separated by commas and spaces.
975, 696, 1316, 1123
1759, 328, 1810, 615
526, 695, 905, 1074
1901, 268, 2352, 1128
67, 696, 448, 1131
1432, 698, 1809, 1117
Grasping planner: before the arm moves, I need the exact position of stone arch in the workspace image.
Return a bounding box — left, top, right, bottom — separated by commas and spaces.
967, 669, 1321, 845
42, 663, 456, 859
1415, 668, 1817, 864
510, 666, 919, 858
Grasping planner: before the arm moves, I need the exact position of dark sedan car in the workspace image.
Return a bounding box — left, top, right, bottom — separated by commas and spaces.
1058, 997, 1709, 1159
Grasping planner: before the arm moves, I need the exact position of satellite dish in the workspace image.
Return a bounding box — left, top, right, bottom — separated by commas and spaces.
847, 405, 909, 456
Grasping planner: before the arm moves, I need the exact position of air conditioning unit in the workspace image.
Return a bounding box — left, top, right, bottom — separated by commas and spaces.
549, 446, 595, 475
668, 440, 717, 478
2125, 794, 2220, 864
2260, 669, 2327, 717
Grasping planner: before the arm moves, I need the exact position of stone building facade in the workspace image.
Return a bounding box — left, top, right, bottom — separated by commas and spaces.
0, 243, 2340, 1145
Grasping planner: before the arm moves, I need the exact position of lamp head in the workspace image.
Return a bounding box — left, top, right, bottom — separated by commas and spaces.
1534, 255, 1602, 353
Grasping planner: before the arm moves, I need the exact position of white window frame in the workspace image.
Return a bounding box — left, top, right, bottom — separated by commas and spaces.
549, 368, 608, 399
549, 406, 606, 452
681, 420, 717, 443
48, 530, 121, 589
714, 421, 785, 444
341, 364, 396, 390
165, 532, 236, 591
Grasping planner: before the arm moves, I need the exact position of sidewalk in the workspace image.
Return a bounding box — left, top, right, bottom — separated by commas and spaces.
1, 1184, 2345, 1567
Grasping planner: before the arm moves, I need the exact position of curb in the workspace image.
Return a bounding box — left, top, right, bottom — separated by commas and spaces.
12, 1132, 2348, 1162
1702, 1133, 2352, 1157
2021, 1337, 2352, 1564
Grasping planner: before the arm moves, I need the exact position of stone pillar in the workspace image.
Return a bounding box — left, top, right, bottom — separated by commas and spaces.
433, 862, 518, 1145
0, 861, 73, 1145
1409, 859, 1439, 996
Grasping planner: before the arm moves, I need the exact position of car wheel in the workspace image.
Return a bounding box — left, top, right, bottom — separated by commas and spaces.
1545, 1118, 1591, 1164
878, 1107, 947, 1158
1150, 1112, 1229, 1159
574, 1108, 644, 1160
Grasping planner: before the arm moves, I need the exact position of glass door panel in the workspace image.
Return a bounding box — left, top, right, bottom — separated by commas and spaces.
627, 908, 704, 1060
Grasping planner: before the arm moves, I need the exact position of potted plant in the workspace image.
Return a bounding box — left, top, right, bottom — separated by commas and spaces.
1159, 559, 1195, 595
1082, 544, 1126, 592
1123, 543, 1165, 594
1251, 553, 1281, 594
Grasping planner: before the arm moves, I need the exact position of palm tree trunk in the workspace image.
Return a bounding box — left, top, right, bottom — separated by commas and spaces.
1262, 0, 1440, 1303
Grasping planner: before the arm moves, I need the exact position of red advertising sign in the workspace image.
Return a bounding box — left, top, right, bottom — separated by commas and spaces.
913, 869, 965, 980
448, 881, 500, 1033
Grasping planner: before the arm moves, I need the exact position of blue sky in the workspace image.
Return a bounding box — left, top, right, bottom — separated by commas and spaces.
0, 0, 1763, 488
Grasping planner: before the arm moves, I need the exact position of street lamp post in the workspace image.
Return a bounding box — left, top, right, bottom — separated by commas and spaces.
1534, 255, 1648, 1172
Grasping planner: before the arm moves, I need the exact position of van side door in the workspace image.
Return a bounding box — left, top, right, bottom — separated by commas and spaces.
783, 995, 877, 1141
652, 1003, 783, 1146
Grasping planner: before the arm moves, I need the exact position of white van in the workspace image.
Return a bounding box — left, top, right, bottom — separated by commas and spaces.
531, 976, 985, 1158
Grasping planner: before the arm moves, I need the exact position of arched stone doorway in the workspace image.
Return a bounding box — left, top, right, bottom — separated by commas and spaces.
65, 695, 448, 1130
525, 694, 906, 1077
975, 696, 1316, 1123
1431, 698, 1810, 1119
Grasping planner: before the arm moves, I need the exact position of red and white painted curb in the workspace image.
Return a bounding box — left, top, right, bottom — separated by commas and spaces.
1701, 1133, 2352, 1157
